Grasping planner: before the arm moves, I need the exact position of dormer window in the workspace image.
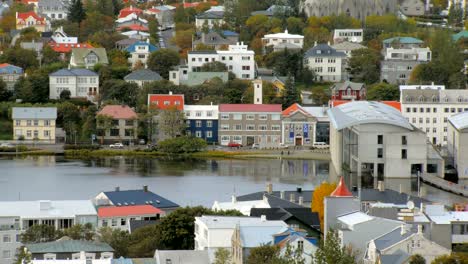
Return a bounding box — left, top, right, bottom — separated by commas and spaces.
432, 96, 438, 102
406, 96, 413, 102
317, 50, 321, 54
418, 96, 425, 102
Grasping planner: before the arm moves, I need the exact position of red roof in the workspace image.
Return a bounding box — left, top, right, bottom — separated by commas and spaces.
118, 6, 143, 18
97, 105, 138, 119
330, 177, 353, 197
49, 42, 93, 53
117, 24, 149, 32
219, 104, 282, 113
171, 1, 218, 8
148, 94, 185, 110
16, 11, 45, 23
146, 7, 161, 13
98, 205, 162, 217
282, 103, 310, 117
330, 100, 401, 112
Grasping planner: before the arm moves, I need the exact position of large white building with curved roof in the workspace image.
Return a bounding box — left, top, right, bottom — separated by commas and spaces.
328, 101, 443, 186
448, 112, 468, 179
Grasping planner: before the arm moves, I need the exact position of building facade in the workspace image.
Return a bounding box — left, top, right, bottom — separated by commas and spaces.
304, 43, 347, 82
448, 112, 468, 179
281, 104, 317, 146
37, 0, 69, 20
16, 11, 47, 32
49, 68, 99, 101
69, 48, 109, 69
184, 105, 219, 144
192, 31, 239, 50
97, 205, 162, 232
333, 29, 364, 43
400, 0, 426, 16
126, 40, 158, 68
96, 105, 138, 144
262, 30, 304, 51
330, 81, 366, 101
25, 240, 113, 261
12, 107, 57, 143
400, 86, 468, 146
301, 0, 397, 21
0, 63, 23, 91
195, 10, 224, 29
218, 104, 282, 147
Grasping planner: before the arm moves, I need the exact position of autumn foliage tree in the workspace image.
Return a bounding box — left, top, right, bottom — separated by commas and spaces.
311, 181, 337, 229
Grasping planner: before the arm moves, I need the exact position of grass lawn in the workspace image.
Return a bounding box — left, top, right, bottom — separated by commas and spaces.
296, 81, 333, 93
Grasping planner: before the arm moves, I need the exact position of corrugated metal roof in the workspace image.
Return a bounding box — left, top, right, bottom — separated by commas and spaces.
26, 240, 114, 254
12, 107, 57, 120
103, 189, 179, 209
49, 68, 98, 77
219, 104, 282, 113
0, 200, 96, 218
155, 250, 209, 264
383, 37, 423, 44
449, 112, 468, 130
124, 69, 162, 81
304, 44, 346, 58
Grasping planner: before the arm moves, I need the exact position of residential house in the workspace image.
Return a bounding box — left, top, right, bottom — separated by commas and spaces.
118, 6, 143, 19
400, 85, 468, 145
50, 26, 77, 44
124, 69, 162, 88
49, 68, 99, 101
192, 30, 239, 50
96, 105, 138, 144
116, 13, 148, 32
70, 48, 109, 69
169, 67, 229, 86
24, 240, 114, 260
93, 186, 180, 215
120, 31, 150, 40
0, 63, 23, 91
448, 111, 468, 179
380, 37, 431, 84
144, 5, 176, 30
327, 101, 444, 183
12, 107, 57, 143
218, 104, 282, 147
16, 11, 47, 32
115, 38, 139, 51
274, 228, 319, 264
37, 0, 69, 20
147, 92, 184, 111
304, 43, 347, 82
194, 215, 288, 262
184, 104, 219, 143
97, 205, 162, 232
48, 26, 92, 55
400, 0, 425, 16
424, 204, 468, 249
331, 41, 366, 58
154, 250, 209, 264
256, 69, 287, 96
251, 5, 293, 16
262, 30, 304, 52
333, 29, 364, 43
195, 7, 224, 29
49, 42, 94, 55
235, 184, 314, 208
303, 106, 330, 143
188, 42, 255, 80
0, 200, 97, 264
364, 225, 450, 264
126, 40, 158, 68
281, 103, 317, 146
231, 218, 288, 264
330, 81, 366, 101
31, 258, 111, 264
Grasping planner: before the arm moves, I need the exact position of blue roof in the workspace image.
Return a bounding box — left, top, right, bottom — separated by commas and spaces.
383, 37, 423, 44
453, 30, 468, 41
0, 63, 23, 74
221, 30, 239, 36
103, 189, 179, 209
126, 41, 159, 53
49, 68, 98, 77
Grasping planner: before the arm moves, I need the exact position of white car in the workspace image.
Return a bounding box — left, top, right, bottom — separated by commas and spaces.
109, 143, 124, 149
251, 143, 260, 149
313, 142, 329, 149
279, 143, 289, 149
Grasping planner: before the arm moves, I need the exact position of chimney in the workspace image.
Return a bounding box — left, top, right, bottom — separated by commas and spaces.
115, 186, 120, 192
280, 191, 285, 199
143, 185, 148, 192
169, 91, 173, 95
377, 181, 385, 192
263, 194, 268, 203
314, 41, 317, 47
298, 196, 303, 206
260, 215, 267, 222
266, 183, 272, 194
231, 195, 237, 203
399, 184, 403, 194
289, 193, 295, 203
39, 200, 51, 211
296, 187, 302, 193
285, 29, 288, 34
400, 224, 407, 235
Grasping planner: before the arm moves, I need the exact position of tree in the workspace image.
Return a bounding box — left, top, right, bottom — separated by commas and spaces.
96, 114, 113, 144
0, 47, 38, 70
347, 48, 381, 84
21, 225, 58, 243
0, 79, 12, 102
60, 89, 71, 100
157, 107, 186, 139
81, 105, 97, 141
310, 87, 330, 106
311, 182, 337, 229
286, 17, 305, 34
42, 45, 61, 65
314, 229, 357, 264
14, 71, 49, 103
68, 0, 86, 24
214, 248, 232, 264
448, 1, 463, 27
100, 79, 138, 107
246, 245, 283, 264
409, 254, 426, 264
63, 223, 94, 240
366, 83, 399, 101
147, 49, 180, 79
148, 18, 160, 44
172, 29, 194, 57
200, 61, 228, 72
282, 75, 299, 108
158, 136, 207, 153
98, 227, 131, 258
431, 253, 468, 263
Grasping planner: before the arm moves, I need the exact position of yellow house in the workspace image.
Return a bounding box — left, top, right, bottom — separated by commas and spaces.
12, 107, 57, 143
16, 11, 47, 32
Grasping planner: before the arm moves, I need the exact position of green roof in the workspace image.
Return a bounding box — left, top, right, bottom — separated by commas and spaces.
26, 240, 114, 253
71, 48, 109, 67
383, 37, 423, 44
453, 30, 468, 41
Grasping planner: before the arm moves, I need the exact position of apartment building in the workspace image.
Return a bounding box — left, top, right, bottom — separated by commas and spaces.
218, 104, 282, 147
333, 29, 364, 43
380, 37, 431, 84
0, 200, 97, 264
400, 85, 468, 145
49, 68, 99, 101
96, 105, 138, 144
304, 43, 347, 82
12, 107, 57, 143
0, 64, 23, 91
184, 105, 219, 144
187, 42, 255, 80
281, 103, 317, 146
97, 205, 162, 232
447, 112, 468, 179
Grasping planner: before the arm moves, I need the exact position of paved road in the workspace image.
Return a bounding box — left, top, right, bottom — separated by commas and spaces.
159, 28, 178, 51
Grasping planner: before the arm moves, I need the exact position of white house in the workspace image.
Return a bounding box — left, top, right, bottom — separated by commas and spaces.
188, 42, 255, 79
424, 204, 468, 249
195, 7, 224, 29
400, 85, 468, 145
448, 112, 468, 179
125, 40, 159, 68
261, 30, 304, 51
97, 205, 162, 232
49, 68, 99, 102
304, 43, 347, 82
51, 26, 77, 44
333, 29, 364, 43
37, 0, 68, 21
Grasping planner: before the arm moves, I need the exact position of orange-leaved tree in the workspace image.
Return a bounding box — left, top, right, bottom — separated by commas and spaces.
311, 181, 337, 229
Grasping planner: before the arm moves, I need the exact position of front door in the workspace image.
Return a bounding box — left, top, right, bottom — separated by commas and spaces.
295, 137, 302, 146
246, 136, 254, 146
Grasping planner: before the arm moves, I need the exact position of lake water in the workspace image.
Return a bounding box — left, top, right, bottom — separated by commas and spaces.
0, 156, 465, 207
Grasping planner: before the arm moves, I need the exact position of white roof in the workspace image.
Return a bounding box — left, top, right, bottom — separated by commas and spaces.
116, 13, 148, 23
449, 112, 468, 130
184, 105, 219, 111
51, 36, 78, 44
206, 6, 224, 12
303, 106, 329, 122
337, 211, 374, 228
0, 200, 97, 219
196, 215, 287, 229
425, 204, 468, 224
121, 31, 150, 37
328, 101, 413, 131
212, 200, 270, 215
399, 84, 445, 92
334, 28, 363, 33
263, 30, 304, 39
240, 225, 288, 248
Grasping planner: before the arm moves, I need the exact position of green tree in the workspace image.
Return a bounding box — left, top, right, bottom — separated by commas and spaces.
81, 105, 97, 141
147, 49, 180, 79
0, 79, 12, 102
42, 45, 61, 65
100, 79, 138, 107
286, 17, 305, 34
1, 47, 38, 70
310, 87, 330, 106
63, 223, 94, 240
448, 1, 463, 27
282, 75, 299, 108
14, 246, 31, 264
214, 248, 232, 264
21, 225, 58, 243
409, 254, 426, 264
158, 136, 207, 153
246, 245, 283, 264
314, 229, 357, 264
366, 83, 399, 101
347, 48, 381, 84
96, 114, 113, 144
200, 61, 228, 72
68, 0, 86, 24
148, 18, 160, 44
60, 89, 71, 100
157, 107, 186, 139
98, 227, 131, 258
431, 253, 468, 263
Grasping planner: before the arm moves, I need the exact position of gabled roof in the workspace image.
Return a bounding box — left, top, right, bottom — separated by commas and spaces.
196, 11, 224, 19
0, 63, 23, 74
117, 24, 149, 32
12, 107, 57, 120
116, 38, 139, 46
282, 103, 312, 117
26, 240, 114, 253
237, 190, 313, 205
102, 189, 179, 209
351, 188, 429, 207
330, 177, 353, 197
118, 6, 143, 18
304, 44, 346, 58
49, 68, 98, 77
71, 48, 109, 65
125, 41, 158, 53
49, 42, 93, 53
98, 205, 162, 218
16, 11, 45, 22
373, 227, 414, 251
331, 81, 365, 91
219, 104, 282, 113
383, 37, 423, 44
250, 207, 321, 231
124, 69, 162, 81
97, 105, 138, 120
148, 94, 185, 110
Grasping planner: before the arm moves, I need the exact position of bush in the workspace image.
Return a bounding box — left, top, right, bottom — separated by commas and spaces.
64, 144, 101, 150
0, 145, 28, 152
157, 136, 207, 154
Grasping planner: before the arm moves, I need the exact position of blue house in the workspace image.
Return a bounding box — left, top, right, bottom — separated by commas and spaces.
0, 63, 23, 91
125, 40, 159, 68
184, 105, 219, 144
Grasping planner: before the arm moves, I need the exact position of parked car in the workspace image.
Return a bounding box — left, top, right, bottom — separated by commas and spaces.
251, 143, 260, 149
313, 142, 329, 149
227, 142, 242, 148
139, 139, 146, 145
278, 143, 289, 149
109, 143, 124, 149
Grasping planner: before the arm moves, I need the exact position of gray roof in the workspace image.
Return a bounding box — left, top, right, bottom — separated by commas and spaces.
352, 188, 428, 207
71, 48, 108, 66
116, 38, 139, 46
374, 227, 414, 251
188, 50, 217, 55
38, 0, 68, 8
449, 112, 468, 130
401, 89, 468, 104
50, 68, 98, 77
196, 11, 224, 19
154, 250, 209, 264
237, 190, 312, 205
331, 41, 366, 51
304, 44, 346, 58
12, 107, 57, 120
379, 251, 410, 264
26, 240, 114, 254
180, 72, 228, 86
328, 101, 413, 131
124, 69, 163, 81
273, 42, 302, 50
193, 31, 237, 46
331, 81, 364, 91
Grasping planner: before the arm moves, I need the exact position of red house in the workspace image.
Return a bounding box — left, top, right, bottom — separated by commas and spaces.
147, 92, 185, 110
330, 81, 366, 101
118, 6, 143, 18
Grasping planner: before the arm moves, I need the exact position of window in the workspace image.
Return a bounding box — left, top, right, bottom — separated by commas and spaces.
242, 66, 250, 70
271, 114, 280, 120
27, 120, 32, 126
444, 108, 449, 113
121, 218, 126, 226
3, 250, 10, 259
377, 135, 383, 144
433, 108, 437, 113
246, 124, 255, 130
377, 148, 383, 158
298, 240, 304, 252
451, 108, 456, 113
433, 128, 437, 133
196, 121, 202, 128
102, 220, 108, 227
206, 111, 213, 117
2, 235, 10, 243
444, 136, 447, 141
271, 125, 281, 131
426, 108, 431, 113
33, 130, 38, 138
44, 120, 50, 126
402, 149, 407, 159
406, 108, 410, 113
259, 115, 267, 120
111, 219, 117, 226
27, 130, 31, 137
258, 125, 267, 131
413, 108, 417, 113
15, 120, 20, 126
246, 114, 255, 120
241, 74, 250, 78
125, 120, 134, 126
44, 130, 50, 137
426, 118, 430, 123
412, 118, 416, 123
234, 124, 242, 130
221, 114, 229, 120
221, 125, 229, 130
420, 108, 424, 113
206, 131, 212, 138
426, 128, 430, 133
195, 131, 202, 137
444, 117, 448, 123
402, 136, 407, 145
195, 111, 202, 117
207, 121, 212, 127
419, 118, 423, 124
433, 118, 437, 124
444, 127, 447, 132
